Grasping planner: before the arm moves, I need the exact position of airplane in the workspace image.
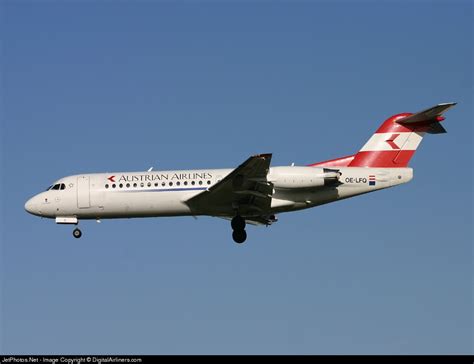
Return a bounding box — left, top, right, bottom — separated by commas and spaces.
25, 102, 456, 243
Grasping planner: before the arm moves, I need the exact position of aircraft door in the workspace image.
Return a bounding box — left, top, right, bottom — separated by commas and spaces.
77, 176, 91, 208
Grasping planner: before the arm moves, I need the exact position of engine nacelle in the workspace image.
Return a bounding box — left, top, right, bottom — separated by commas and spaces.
269, 166, 340, 189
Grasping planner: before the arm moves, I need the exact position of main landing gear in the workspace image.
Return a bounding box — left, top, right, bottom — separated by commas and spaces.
231, 215, 246, 244
72, 227, 82, 239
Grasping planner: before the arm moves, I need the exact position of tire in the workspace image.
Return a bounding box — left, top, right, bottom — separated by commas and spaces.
72, 228, 82, 239
232, 229, 247, 244
231, 215, 246, 231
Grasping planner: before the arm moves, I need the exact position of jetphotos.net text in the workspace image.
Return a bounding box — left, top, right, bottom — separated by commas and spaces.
1, 358, 142, 364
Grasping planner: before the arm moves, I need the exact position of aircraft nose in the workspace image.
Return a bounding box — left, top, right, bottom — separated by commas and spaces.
24, 197, 38, 215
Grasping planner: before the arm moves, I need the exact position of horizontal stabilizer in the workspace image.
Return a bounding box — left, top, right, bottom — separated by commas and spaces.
396, 102, 456, 124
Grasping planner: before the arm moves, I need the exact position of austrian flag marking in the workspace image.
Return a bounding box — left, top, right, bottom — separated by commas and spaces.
368, 175, 376, 186
107, 175, 116, 183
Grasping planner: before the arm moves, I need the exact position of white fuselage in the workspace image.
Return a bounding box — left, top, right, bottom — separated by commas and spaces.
25, 166, 413, 220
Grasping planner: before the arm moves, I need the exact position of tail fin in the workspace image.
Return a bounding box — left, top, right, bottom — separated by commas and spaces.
349, 103, 456, 168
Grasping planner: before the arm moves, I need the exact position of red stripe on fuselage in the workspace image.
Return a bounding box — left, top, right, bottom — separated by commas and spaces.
349, 150, 415, 167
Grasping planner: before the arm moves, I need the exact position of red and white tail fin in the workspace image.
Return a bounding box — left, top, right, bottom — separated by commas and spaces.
348, 103, 456, 168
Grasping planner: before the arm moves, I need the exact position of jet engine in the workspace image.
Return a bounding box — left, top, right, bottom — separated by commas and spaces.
269, 166, 341, 189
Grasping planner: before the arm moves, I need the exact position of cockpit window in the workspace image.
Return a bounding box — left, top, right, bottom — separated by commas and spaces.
45, 185, 53, 191
50, 183, 65, 190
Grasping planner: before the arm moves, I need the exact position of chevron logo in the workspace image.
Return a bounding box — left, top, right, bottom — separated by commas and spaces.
385, 133, 401, 150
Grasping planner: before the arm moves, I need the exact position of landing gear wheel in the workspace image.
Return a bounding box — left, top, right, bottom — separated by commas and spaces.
231, 215, 246, 231
72, 228, 82, 239
232, 229, 247, 244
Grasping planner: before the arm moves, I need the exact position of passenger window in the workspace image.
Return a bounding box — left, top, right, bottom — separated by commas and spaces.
176, 181, 180, 186
199, 181, 203, 185
169, 182, 173, 186
133, 183, 137, 188
154, 183, 158, 187
105, 184, 109, 189
162, 182, 166, 187
191, 181, 195, 185
140, 183, 144, 188
207, 180, 211, 185
147, 182, 151, 187
126, 183, 130, 188
119, 183, 123, 188
184, 181, 188, 186
112, 184, 116, 188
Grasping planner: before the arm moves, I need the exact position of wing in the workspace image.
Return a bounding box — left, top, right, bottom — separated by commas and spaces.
185, 153, 273, 217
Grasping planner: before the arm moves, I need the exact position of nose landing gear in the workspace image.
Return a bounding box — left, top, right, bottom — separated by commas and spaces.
72, 228, 82, 239
231, 215, 246, 244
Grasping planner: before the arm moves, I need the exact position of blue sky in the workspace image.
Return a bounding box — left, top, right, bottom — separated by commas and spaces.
1, 0, 472, 354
